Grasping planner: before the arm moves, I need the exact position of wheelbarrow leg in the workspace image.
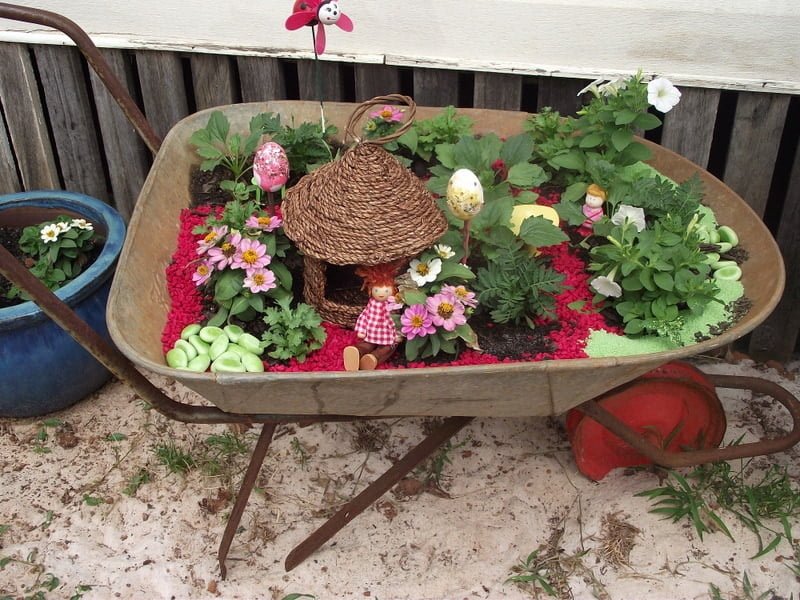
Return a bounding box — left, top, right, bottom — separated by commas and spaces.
218, 422, 277, 580
284, 416, 474, 571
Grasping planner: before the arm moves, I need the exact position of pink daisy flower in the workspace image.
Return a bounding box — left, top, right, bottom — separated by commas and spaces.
231, 238, 270, 272
244, 213, 283, 232
191, 260, 214, 286
196, 225, 228, 255
440, 284, 478, 309
401, 304, 436, 339
426, 292, 466, 332
207, 232, 240, 269
369, 105, 404, 123
243, 268, 277, 293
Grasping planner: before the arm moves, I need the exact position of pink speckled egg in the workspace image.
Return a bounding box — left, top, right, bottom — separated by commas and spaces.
252, 142, 289, 192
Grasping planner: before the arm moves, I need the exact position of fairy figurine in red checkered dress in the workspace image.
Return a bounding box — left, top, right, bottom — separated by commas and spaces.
343, 263, 403, 371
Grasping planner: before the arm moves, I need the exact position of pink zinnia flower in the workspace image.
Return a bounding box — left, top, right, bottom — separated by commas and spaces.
441, 284, 478, 309
401, 304, 436, 339
191, 260, 214, 286
207, 233, 240, 269
426, 292, 466, 332
244, 213, 283, 232
243, 268, 277, 293
196, 225, 228, 254
231, 238, 270, 271
369, 105, 404, 123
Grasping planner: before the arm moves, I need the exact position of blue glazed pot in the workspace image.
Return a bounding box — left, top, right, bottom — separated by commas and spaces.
0, 191, 126, 418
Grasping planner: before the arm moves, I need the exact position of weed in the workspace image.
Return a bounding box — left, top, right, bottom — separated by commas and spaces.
123, 468, 152, 497
154, 442, 196, 475
290, 437, 310, 470
708, 571, 777, 600
83, 494, 104, 507
417, 437, 468, 489
200, 432, 249, 477
31, 418, 62, 454
105, 433, 127, 442
506, 549, 558, 597
281, 594, 316, 600
0, 524, 9, 537
637, 458, 800, 562
69, 585, 92, 600
38, 511, 54, 531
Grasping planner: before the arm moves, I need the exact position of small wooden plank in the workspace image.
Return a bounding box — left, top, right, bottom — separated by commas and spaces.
88, 48, 151, 220
0, 105, 20, 193
413, 68, 459, 107
536, 77, 586, 116
723, 92, 791, 217
354, 64, 402, 101
135, 50, 189, 139
660, 87, 721, 169
189, 53, 237, 110
749, 144, 800, 362
33, 44, 110, 200
236, 56, 287, 102
297, 59, 343, 101
0, 42, 59, 189
473, 72, 522, 111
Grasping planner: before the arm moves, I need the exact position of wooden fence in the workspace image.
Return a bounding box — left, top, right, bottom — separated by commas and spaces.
0, 43, 798, 361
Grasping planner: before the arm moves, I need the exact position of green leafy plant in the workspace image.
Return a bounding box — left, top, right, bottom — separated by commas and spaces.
154, 442, 196, 475
5, 216, 99, 301
200, 432, 249, 476
506, 549, 558, 597
395, 241, 480, 361
473, 232, 565, 327
260, 297, 327, 362
123, 468, 152, 497
192, 199, 294, 325
406, 105, 474, 163
417, 436, 467, 489
290, 437, 311, 470
637, 459, 800, 562
190, 111, 281, 182
588, 209, 719, 340
269, 118, 338, 176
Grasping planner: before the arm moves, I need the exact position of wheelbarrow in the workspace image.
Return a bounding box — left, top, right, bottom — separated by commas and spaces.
0, 2, 798, 579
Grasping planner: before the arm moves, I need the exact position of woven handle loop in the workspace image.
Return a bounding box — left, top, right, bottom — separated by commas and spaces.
344, 94, 416, 145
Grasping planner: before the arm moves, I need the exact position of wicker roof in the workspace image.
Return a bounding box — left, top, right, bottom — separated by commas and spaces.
282, 142, 448, 266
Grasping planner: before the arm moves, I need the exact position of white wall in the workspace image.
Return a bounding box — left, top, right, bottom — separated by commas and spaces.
0, 0, 798, 93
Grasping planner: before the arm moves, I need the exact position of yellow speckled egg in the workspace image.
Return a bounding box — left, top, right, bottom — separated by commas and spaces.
446, 168, 484, 221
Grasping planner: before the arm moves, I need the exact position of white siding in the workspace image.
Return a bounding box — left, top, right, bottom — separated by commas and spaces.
0, 0, 798, 93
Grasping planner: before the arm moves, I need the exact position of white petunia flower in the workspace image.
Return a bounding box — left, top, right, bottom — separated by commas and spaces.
40, 223, 61, 243
408, 257, 442, 287
577, 77, 604, 97
611, 204, 647, 232
647, 77, 681, 113
590, 274, 622, 298
55, 221, 71, 233
70, 218, 94, 231
434, 244, 455, 260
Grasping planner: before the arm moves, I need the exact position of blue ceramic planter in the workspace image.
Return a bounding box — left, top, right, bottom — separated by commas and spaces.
0, 191, 126, 418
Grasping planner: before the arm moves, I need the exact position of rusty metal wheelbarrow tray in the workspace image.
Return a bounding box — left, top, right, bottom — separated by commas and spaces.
106, 101, 785, 418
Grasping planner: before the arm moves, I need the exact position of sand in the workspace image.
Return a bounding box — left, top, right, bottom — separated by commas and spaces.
1, 355, 799, 600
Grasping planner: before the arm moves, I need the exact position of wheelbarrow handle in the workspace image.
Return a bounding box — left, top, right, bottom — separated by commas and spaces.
576, 373, 800, 468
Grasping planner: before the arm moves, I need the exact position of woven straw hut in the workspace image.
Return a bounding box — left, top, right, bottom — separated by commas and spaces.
282, 97, 447, 326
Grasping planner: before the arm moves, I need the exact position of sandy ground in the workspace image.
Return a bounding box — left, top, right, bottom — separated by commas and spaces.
1, 354, 799, 600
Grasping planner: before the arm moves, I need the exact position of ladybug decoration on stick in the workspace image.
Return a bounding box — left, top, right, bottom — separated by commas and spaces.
285, 0, 354, 55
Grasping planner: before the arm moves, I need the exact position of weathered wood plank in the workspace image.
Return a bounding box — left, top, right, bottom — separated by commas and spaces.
723, 92, 791, 217
0, 42, 59, 189
189, 53, 237, 110
660, 87, 721, 169
33, 44, 110, 200
749, 140, 800, 362
354, 64, 402, 101
536, 77, 587, 116
297, 59, 343, 102
473, 72, 522, 111
88, 48, 151, 220
236, 56, 287, 102
413, 68, 459, 107
0, 106, 19, 193
134, 50, 189, 139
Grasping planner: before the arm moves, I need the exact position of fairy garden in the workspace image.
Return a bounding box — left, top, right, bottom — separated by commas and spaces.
158, 68, 751, 375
